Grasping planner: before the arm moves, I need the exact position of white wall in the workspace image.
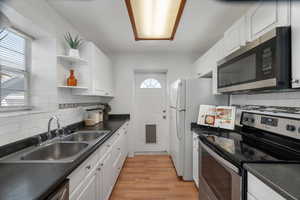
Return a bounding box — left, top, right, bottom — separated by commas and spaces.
0, 0, 110, 146
231, 92, 300, 107
110, 52, 194, 155
110, 52, 195, 114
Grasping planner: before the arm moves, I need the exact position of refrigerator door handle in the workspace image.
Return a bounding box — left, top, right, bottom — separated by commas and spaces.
176, 86, 183, 141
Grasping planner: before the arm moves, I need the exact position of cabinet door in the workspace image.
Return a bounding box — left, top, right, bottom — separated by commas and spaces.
248, 172, 287, 200
192, 133, 199, 188
291, 0, 300, 88
122, 128, 128, 162
93, 47, 107, 93
247, 0, 290, 41
95, 161, 103, 200
76, 173, 97, 200
101, 152, 113, 200
224, 16, 247, 56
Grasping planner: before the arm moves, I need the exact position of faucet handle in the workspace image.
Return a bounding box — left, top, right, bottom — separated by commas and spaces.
36, 135, 42, 146
58, 127, 66, 137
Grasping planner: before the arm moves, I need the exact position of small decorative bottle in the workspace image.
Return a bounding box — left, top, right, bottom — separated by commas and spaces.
67, 69, 77, 86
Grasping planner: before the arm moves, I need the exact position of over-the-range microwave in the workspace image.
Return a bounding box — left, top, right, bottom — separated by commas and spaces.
217, 26, 291, 94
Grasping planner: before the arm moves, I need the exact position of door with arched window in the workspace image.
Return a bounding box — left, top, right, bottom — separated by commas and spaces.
134, 72, 168, 152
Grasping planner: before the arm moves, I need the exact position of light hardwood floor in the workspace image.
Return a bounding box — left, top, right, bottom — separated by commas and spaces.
109, 155, 198, 200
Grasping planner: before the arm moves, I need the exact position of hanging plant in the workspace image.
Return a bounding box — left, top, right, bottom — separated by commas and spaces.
64, 32, 83, 49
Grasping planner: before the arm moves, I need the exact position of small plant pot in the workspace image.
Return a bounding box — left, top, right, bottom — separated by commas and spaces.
68, 48, 80, 58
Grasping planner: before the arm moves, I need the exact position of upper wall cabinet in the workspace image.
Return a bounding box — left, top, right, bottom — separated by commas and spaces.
193, 39, 223, 95
73, 42, 114, 97
194, 45, 216, 78
223, 16, 247, 56
247, 0, 290, 41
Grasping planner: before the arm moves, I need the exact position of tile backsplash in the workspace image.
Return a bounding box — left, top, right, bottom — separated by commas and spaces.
231, 91, 300, 107
0, 108, 85, 147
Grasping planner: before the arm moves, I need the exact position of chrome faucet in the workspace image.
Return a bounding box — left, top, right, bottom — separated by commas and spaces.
47, 116, 61, 140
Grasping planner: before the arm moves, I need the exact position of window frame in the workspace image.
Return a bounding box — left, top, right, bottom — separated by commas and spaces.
0, 28, 32, 112
140, 78, 162, 89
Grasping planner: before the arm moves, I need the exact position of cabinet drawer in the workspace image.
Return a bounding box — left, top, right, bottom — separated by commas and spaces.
248, 172, 286, 200
68, 152, 97, 194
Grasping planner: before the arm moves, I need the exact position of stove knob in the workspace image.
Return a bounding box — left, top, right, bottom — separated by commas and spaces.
286, 125, 296, 132
250, 118, 255, 123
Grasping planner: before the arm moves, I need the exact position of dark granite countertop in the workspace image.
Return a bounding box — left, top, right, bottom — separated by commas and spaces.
244, 163, 300, 200
0, 115, 129, 200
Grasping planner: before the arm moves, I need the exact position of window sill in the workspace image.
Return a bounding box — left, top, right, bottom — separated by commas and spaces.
0, 109, 48, 118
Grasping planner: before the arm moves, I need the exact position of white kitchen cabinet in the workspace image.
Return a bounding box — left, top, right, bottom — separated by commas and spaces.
192, 132, 199, 188
73, 42, 114, 97
194, 39, 223, 95
247, 172, 286, 200
223, 16, 247, 56
247, 0, 290, 41
193, 55, 206, 78
99, 151, 114, 200
68, 121, 129, 200
76, 172, 97, 200
194, 44, 216, 77
291, 0, 300, 88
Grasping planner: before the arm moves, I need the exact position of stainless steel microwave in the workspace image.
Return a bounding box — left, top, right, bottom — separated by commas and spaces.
217, 27, 291, 93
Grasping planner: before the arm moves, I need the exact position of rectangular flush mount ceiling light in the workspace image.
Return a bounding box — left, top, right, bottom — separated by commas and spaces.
125, 0, 186, 40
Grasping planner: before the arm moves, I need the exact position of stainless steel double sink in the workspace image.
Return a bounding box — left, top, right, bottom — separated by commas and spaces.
0, 130, 110, 163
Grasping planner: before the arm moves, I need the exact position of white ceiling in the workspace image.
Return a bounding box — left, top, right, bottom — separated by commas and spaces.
48, 0, 252, 55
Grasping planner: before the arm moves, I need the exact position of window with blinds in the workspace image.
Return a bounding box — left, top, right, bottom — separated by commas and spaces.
0, 29, 30, 111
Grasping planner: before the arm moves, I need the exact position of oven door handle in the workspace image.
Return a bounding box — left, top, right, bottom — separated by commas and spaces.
200, 141, 239, 174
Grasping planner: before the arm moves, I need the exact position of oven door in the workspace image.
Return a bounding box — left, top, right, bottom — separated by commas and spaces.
199, 141, 241, 200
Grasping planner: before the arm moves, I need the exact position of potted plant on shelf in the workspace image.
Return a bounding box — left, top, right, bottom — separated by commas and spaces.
64, 32, 84, 58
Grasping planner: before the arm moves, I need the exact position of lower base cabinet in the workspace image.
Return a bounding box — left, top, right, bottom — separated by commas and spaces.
77, 173, 97, 200
247, 172, 286, 200
68, 122, 129, 200
192, 132, 199, 188
97, 151, 113, 200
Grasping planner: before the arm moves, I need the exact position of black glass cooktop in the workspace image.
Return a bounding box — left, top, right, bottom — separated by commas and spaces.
197, 127, 300, 168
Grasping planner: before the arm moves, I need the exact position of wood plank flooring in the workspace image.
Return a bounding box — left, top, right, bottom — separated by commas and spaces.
109, 155, 198, 200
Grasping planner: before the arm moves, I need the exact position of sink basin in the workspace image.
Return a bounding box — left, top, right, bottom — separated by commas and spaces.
63, 131, 109, 142
21, 142, 88, 161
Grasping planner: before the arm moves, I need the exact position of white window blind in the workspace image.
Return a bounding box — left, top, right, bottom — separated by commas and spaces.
0, 29, 30, 111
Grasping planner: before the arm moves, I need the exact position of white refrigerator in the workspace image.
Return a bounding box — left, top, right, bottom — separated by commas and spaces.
169, 78, 228, 180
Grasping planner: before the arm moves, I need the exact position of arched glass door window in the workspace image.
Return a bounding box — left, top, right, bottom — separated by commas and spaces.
140, 78, 162, 89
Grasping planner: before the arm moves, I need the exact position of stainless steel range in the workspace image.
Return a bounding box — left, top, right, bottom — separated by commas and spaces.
195, 109, 300, 200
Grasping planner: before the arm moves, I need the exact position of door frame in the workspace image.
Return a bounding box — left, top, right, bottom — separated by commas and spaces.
132, 69, 169, 154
